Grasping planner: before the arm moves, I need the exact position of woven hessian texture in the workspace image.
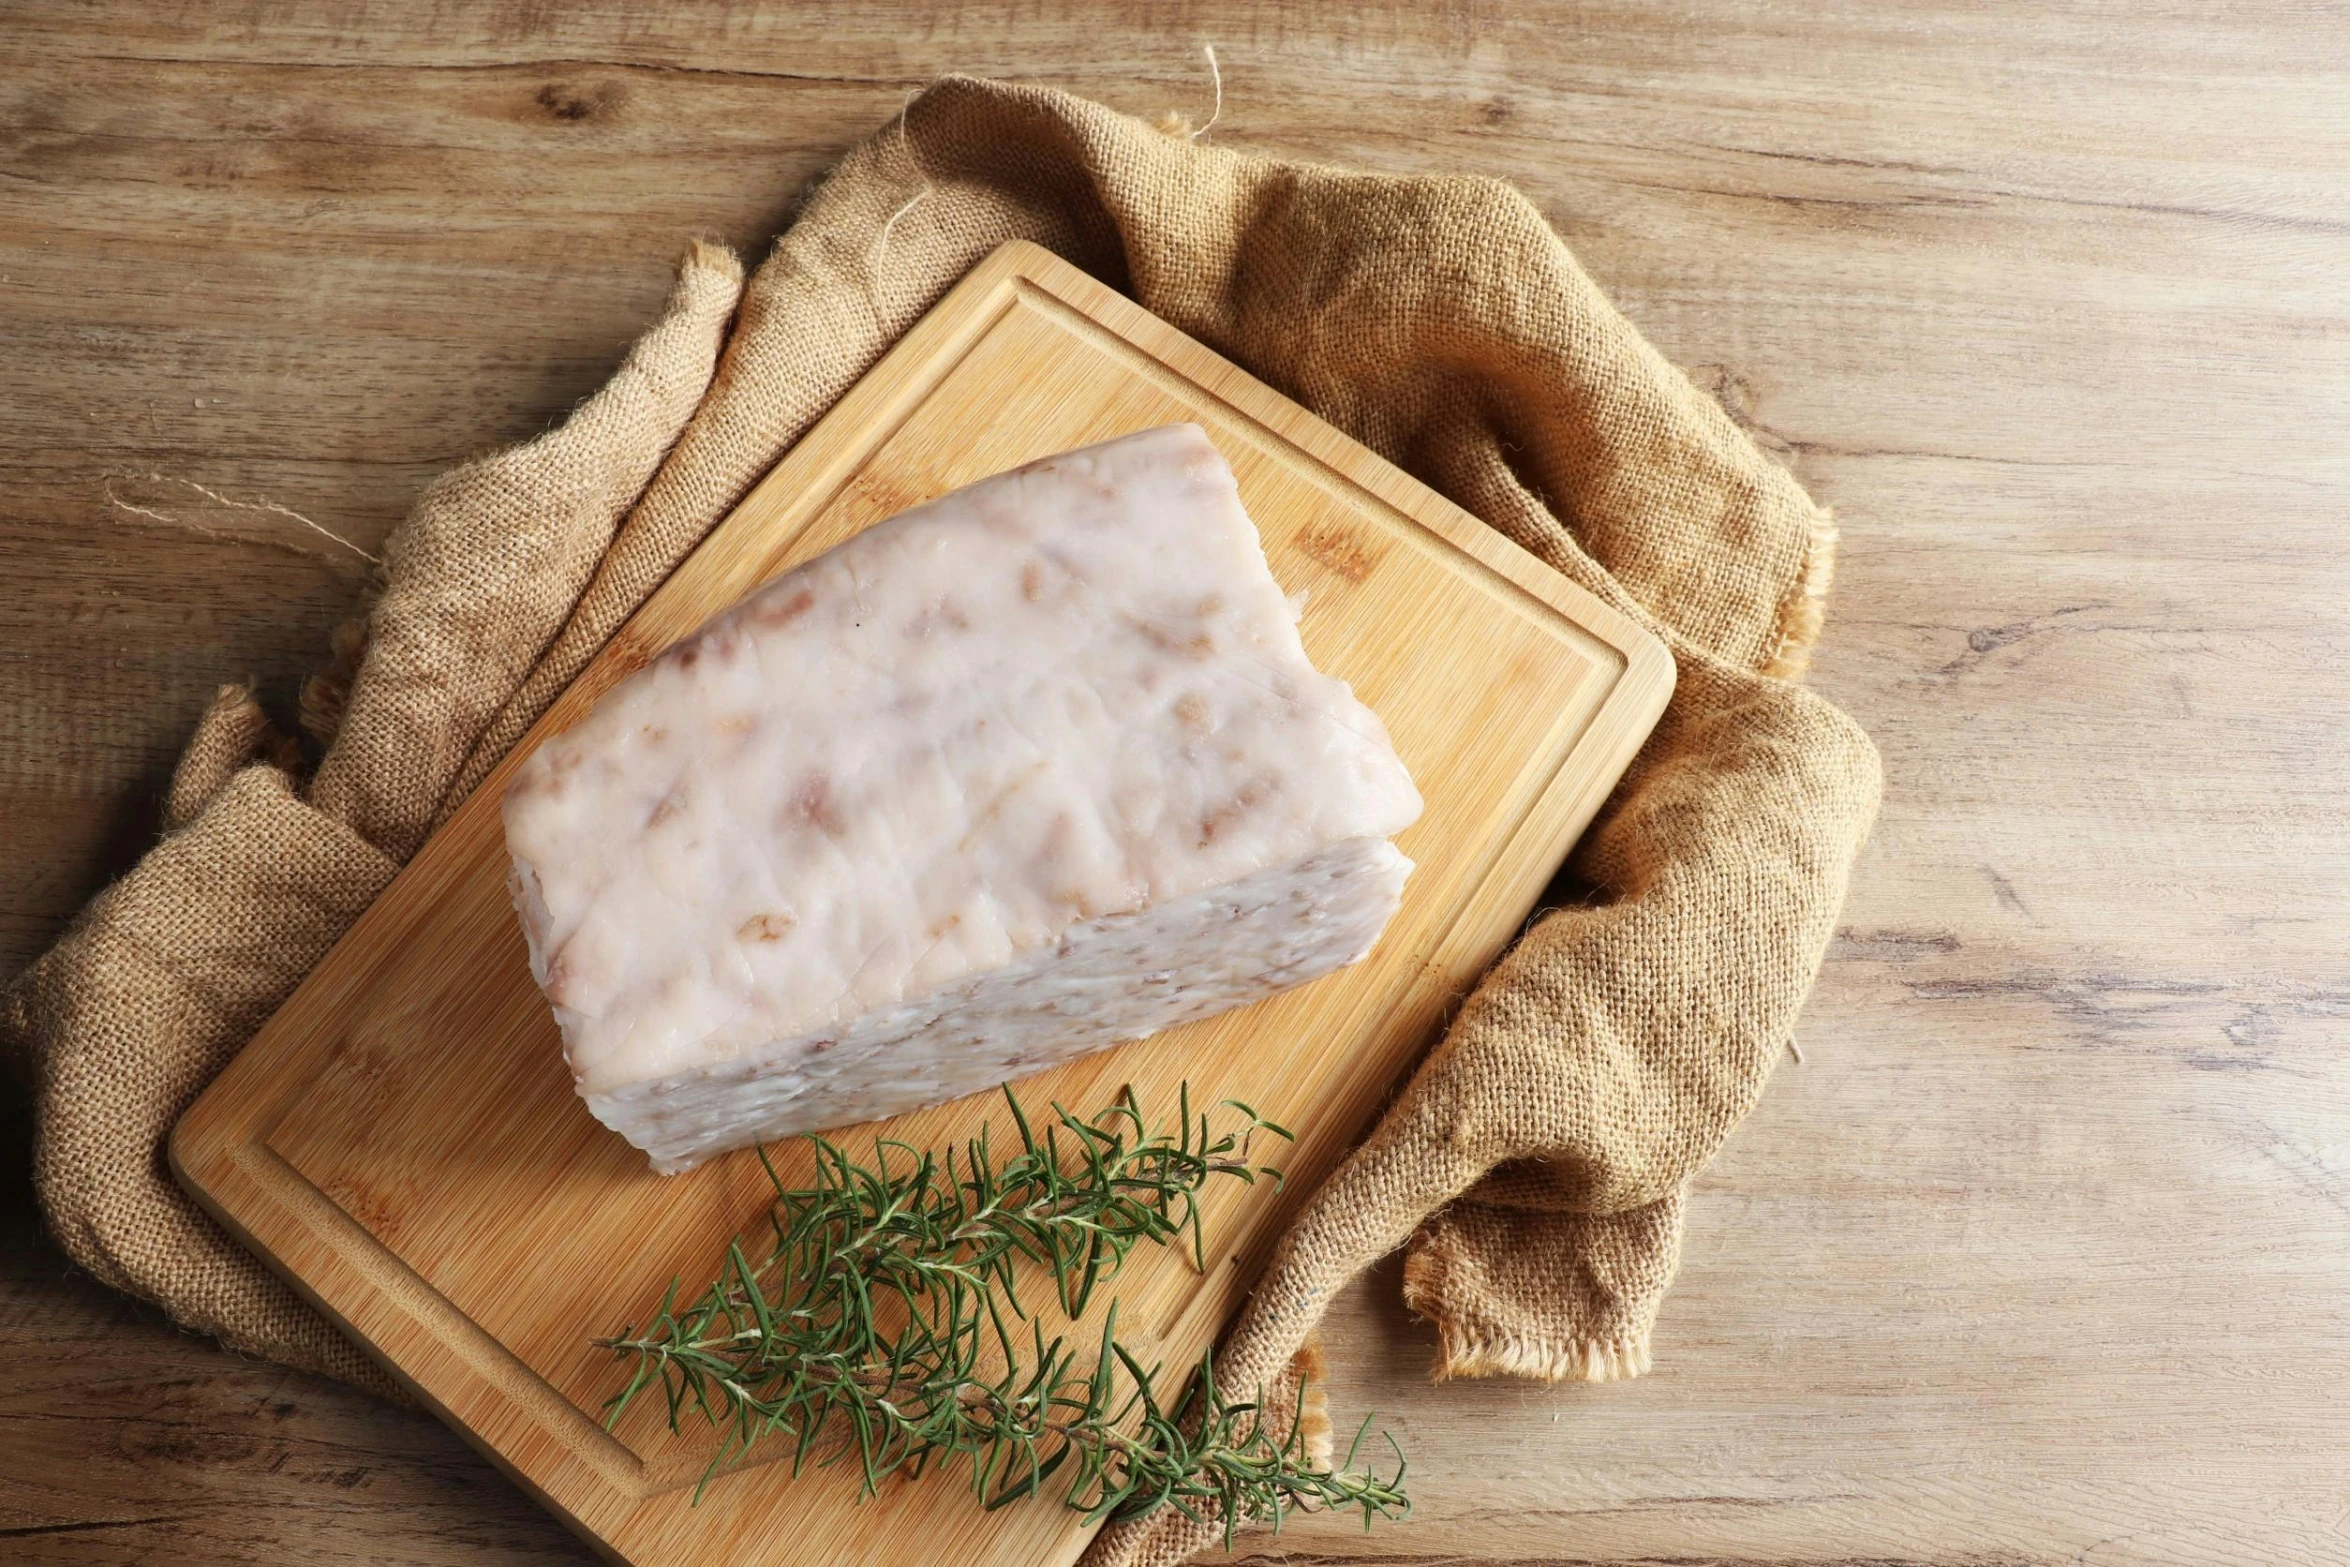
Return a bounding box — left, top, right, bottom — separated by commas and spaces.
0, 77, 1880, 1560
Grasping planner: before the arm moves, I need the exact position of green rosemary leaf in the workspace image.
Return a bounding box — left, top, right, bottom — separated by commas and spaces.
594, 1083, 1402, 1535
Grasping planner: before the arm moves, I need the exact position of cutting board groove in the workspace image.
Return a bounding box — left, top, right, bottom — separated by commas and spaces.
173, 240, 1672, 1567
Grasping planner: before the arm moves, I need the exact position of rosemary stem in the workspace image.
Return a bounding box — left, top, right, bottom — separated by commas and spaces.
592, 1086, 1404, 1532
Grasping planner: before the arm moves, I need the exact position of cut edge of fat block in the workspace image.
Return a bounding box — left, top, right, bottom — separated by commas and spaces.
591, 836, 1411, 1172
502, 423, 1424, 1173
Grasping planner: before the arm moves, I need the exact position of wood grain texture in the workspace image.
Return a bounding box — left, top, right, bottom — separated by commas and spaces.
5, 4, 2348, 1566
167, 240, 1671, 1567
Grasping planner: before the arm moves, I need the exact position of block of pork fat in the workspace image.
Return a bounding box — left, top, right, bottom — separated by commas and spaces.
502, 423, 1423, 1173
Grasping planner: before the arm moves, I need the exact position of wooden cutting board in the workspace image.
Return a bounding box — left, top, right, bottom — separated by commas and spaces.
172, 239, 1672, 1567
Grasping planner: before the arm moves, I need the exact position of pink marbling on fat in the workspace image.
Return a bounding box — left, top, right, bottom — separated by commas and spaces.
501, 424, 1422, 1172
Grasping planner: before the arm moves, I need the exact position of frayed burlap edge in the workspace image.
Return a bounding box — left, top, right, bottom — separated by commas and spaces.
1760, 506, 1839, 681
1404, 1236, 1655, 1384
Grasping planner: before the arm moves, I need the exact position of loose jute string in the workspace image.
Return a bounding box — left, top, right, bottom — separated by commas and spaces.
867, 89, 935, 304
871, 43, 1224, 311
103, 471, 382, 565
1155, 44, 1223, 139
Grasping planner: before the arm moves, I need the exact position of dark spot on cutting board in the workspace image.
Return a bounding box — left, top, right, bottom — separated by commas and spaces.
1294, 519, 1387, 583
604, 638, 652, 679
321, 1174, 403, 1246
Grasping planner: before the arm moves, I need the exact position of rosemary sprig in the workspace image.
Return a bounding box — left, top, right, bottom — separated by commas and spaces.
596, 1085, 1409, 1535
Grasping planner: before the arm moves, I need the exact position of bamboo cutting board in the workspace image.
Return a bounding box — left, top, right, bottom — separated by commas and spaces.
172, 240, 1672, 1567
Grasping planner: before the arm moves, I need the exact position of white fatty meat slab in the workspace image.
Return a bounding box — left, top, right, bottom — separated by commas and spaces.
502, 423, 1423, 1172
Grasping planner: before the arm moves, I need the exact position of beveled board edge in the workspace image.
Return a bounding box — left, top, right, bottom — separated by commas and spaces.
172, 237, 1675, 1539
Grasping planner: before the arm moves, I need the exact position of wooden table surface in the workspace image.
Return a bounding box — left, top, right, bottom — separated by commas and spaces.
4, 5, 2345, 1564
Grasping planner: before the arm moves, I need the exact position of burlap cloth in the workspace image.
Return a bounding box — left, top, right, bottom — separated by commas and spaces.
1, 76, 1879, 1562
